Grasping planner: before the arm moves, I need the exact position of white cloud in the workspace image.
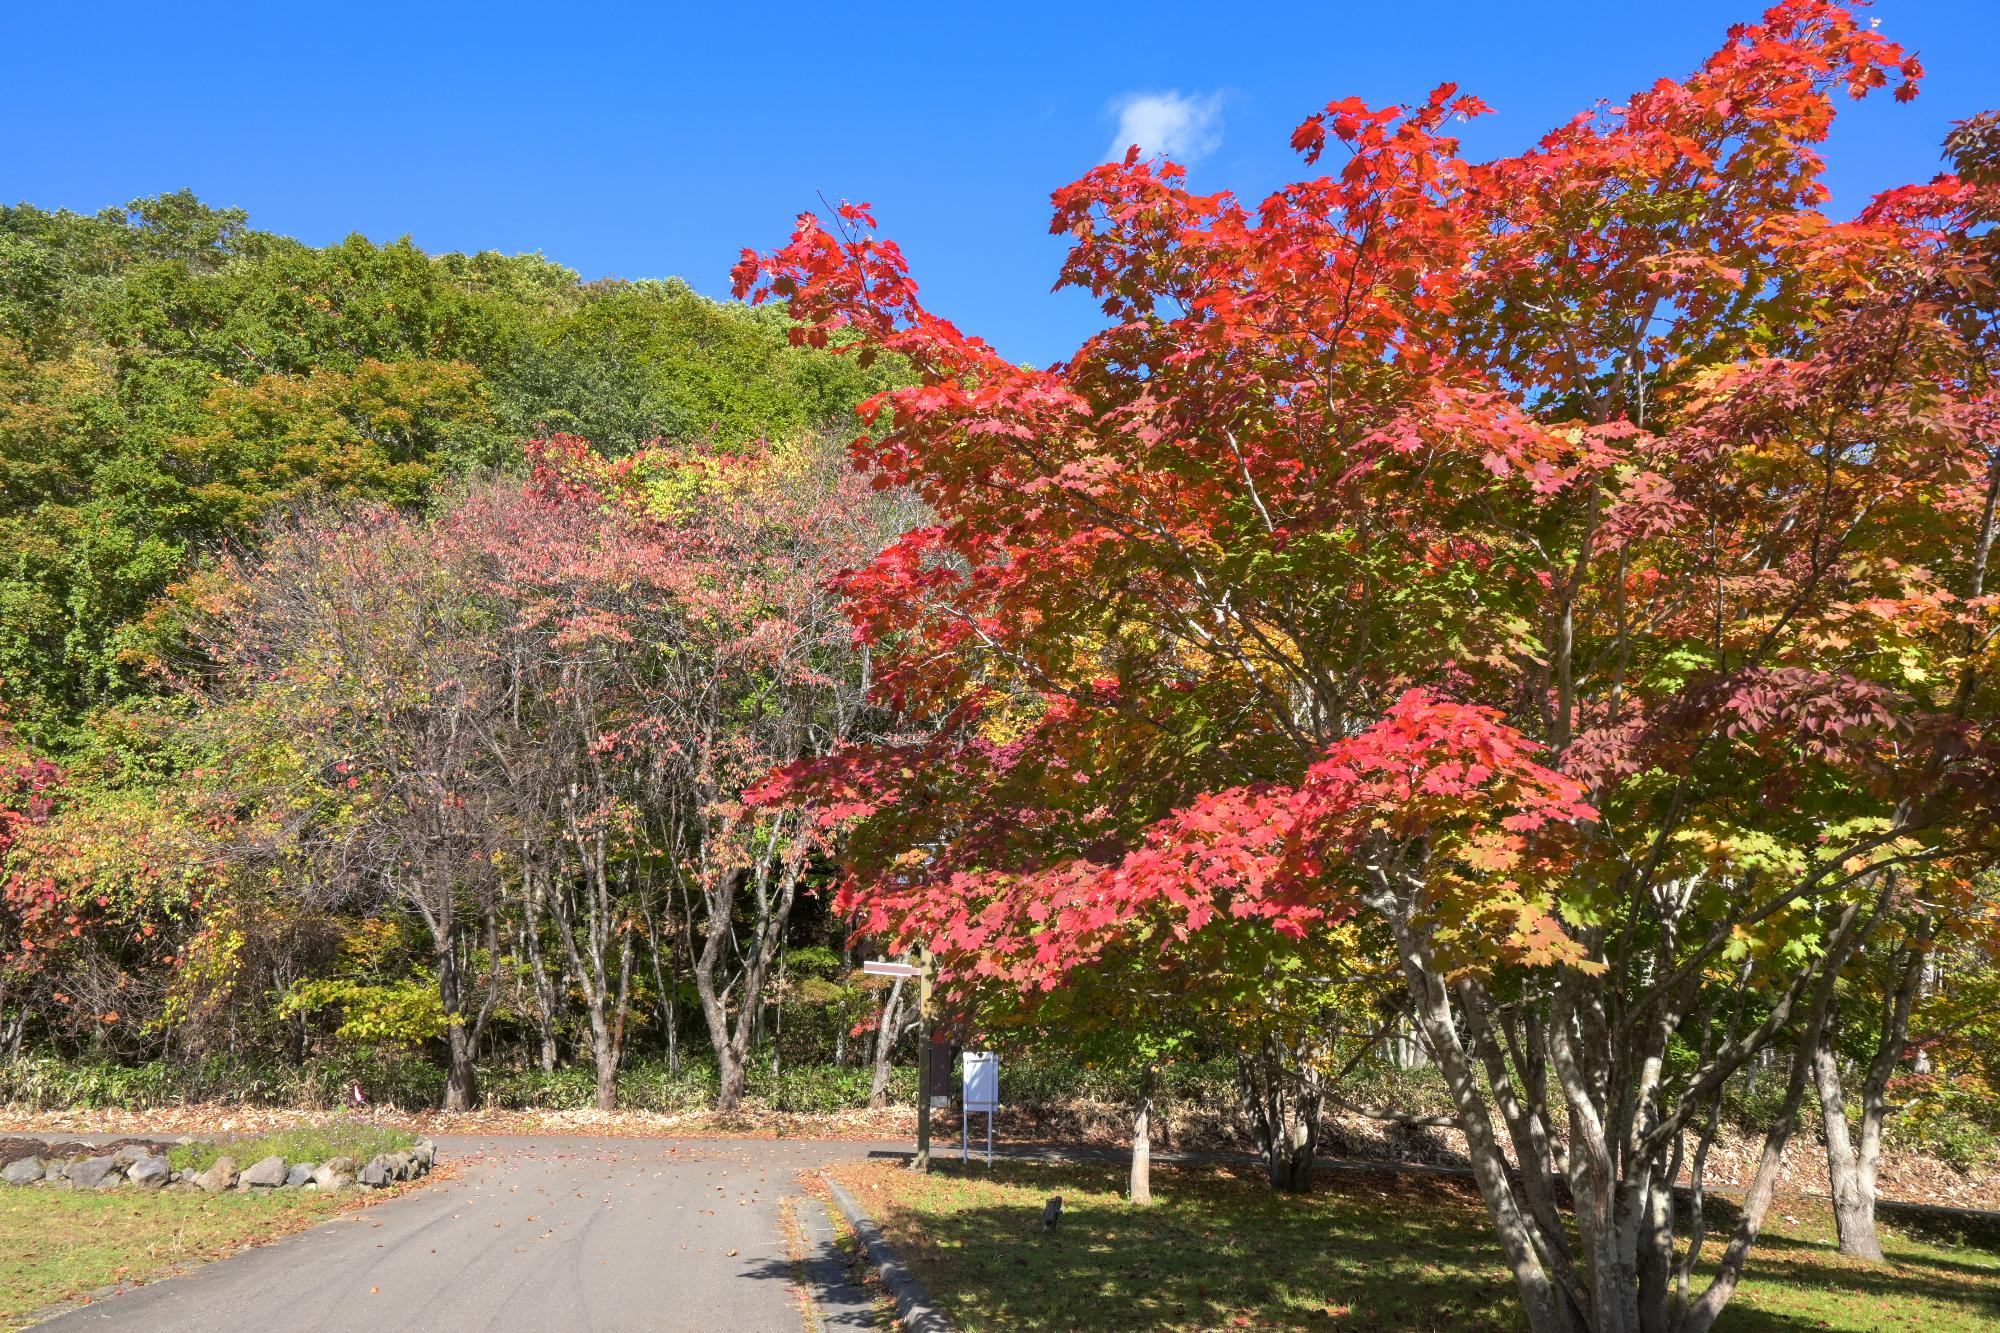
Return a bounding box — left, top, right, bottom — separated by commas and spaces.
1104, 91, 1224, 164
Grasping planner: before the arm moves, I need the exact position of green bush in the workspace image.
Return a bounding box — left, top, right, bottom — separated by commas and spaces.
752, 1061, 909, 1113
0, 1049, 1238, 1118
1892, 1076, 2000, 1174
989, 1051, 1243, 1113
480, 1061, 717, 1113
0, 1052, 444, 1112
0, 1047, 1393, 1126
480, 1060, 918, 1114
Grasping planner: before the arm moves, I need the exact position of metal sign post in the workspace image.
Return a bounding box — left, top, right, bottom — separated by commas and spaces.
962, 1051, 998, 1166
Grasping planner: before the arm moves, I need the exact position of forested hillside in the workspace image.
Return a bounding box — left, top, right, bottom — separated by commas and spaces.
0, 191, 895, 748
0, 193, 904, 1103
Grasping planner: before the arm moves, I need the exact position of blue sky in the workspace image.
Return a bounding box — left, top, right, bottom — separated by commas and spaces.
4, 1, 1995, 367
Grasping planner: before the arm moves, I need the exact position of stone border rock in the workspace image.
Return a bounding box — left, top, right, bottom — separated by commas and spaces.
821, 1172, 952, 1333
0, 1138, 437, 1194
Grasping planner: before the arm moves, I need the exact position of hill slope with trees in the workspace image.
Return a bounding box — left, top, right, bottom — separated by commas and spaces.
0, 194, 905, 1111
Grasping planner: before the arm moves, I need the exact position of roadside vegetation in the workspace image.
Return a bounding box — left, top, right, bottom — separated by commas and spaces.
166, 1123, 414, 1174
0, 1186, 356, 1330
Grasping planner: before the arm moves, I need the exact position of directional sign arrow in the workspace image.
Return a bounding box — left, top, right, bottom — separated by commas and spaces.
862, 960, 922, 978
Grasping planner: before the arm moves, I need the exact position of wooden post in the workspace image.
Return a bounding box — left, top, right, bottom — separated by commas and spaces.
913, 945, 933, 1173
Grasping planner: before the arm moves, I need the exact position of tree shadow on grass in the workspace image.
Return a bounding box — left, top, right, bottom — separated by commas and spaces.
876, 1160, 1522, 1331
1672, 1194, 2000, 1331
1714, 1259, 2000, 1332
864, 1160, 2000, 1333
1878, 1201, 2000, 1255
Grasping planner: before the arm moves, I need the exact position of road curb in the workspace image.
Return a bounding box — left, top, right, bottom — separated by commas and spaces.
821, 1172, 952, 1332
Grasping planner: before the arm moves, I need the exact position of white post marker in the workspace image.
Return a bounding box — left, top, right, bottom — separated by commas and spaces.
962, 1051, 998, 1165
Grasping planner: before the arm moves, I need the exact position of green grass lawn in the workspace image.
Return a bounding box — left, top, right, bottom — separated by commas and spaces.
0, 1186, 358, 1330
826, 1159, 2000, 1331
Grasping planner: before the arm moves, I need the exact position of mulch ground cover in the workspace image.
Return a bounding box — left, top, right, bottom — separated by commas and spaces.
0, 1137, 174, 1167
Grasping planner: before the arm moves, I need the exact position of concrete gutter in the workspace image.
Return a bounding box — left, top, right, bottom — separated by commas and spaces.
821, 1172, 952, 1332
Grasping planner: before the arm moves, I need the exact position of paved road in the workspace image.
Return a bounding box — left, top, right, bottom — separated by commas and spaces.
36, 1135, 892, 1333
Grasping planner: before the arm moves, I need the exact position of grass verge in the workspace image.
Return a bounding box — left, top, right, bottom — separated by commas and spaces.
824, 1158, 2000, 1331
0, 1185, 358, 1330
168, 1122, 415, 1172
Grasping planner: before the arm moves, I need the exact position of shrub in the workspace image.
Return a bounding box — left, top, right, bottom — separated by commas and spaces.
0, 1052, 444, 1111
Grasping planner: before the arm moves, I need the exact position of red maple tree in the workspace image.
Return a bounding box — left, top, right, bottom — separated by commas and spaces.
740, 4, 1996, 1329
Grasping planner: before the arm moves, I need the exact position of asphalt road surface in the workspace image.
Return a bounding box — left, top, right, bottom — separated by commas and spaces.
35, 1135, 891, 1333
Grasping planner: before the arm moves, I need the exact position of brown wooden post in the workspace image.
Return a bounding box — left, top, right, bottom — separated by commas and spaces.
913, 945, 934, 1172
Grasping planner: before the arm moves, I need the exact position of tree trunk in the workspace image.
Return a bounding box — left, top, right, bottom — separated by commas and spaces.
549, 801, 628, 1113
1392, 916, 1581, 1333
1267, 1119, 1315, 1191
580, 956, 620, 1113
444, 1025, 479, 1112
1812, 1013, 1884, 1261
1819, 915, 1928, 1260
641, 899, 680, 1076
1681, 898, 1874, 1333
716, 1034, 750, 1113
870, 974, 908, 1109
523, 853, 560, 1074
1455, 980, 1576, 1292
593, 1025, 619, 1112
666, 972, 680, 1077
1235, 1038, 1322, 1193
435, 928, 481, 1112
770, 949, 786, 1083
1635, 1168, 1674, 1333
604, 926, 633, 1112
1130, 1064, 1156, 1205
1546, 992, 1637, 1333
692, 815, 807, 1115
0, 978, 20, 1062
1911, 951, 1937, 1074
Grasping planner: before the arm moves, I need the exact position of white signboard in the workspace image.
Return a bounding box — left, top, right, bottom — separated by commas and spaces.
962, 1051, 999, 1111
862, 959, 921, 978
962, 1051, 998, 1166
